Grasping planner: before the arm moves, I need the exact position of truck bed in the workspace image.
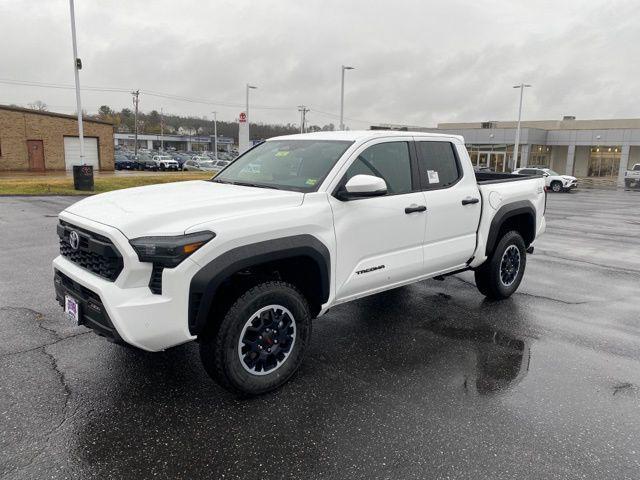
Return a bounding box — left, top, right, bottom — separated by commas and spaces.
475, 172, 534, 185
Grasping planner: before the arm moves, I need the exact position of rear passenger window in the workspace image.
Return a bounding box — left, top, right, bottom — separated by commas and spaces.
416, 142, 461, 189
343, 142, 412, 195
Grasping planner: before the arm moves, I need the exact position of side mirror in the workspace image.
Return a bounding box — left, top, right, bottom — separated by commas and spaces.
543, 172, 550, 177
337, 174, 387, 200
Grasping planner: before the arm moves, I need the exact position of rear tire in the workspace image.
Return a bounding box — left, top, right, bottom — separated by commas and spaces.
199, 281, 312, 396
474, 230, 527, 300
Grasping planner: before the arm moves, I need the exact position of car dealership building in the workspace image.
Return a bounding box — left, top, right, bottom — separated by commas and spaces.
0, 105, 115, 172
420, 117, 640, 186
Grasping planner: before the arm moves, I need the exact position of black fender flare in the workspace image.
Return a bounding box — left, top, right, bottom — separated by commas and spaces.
188, 234, 330, 335
485, 200, 536, 257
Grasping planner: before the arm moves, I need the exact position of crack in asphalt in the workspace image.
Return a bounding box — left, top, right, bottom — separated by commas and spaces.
535, 251, 640, 275
0, 306, 91, 478
450, 276, 594, 306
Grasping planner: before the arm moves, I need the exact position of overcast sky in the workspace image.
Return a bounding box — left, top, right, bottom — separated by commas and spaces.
1, 0, 638, 128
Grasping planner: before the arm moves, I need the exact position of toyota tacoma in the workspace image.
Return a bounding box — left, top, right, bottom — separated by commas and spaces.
53, 131, 546, 395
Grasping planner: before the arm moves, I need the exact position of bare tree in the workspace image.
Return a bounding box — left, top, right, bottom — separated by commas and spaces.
28, 100, 48, 111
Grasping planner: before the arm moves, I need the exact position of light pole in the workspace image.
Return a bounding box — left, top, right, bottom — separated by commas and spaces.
246, 84, 257, 121
68, 0, 85, 165
340, 65, 354, 131
212, 111, 218, 159
512, 83, 532, 169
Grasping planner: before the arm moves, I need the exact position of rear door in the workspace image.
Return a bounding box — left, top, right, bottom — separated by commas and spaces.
329, 138, 427, 301
414, 139, 481, 274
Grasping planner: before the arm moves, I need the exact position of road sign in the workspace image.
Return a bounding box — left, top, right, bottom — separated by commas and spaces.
239, 112, 247, 123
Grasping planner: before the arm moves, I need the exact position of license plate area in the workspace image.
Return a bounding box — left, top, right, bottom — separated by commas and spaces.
65, 295, 80, 325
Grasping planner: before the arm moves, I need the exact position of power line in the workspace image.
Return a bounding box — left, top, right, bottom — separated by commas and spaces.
0, 78, 296, 111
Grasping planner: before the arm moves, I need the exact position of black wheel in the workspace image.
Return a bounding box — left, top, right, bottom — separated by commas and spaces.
160, 164, 166, 171
474, 230, 527, 300
551, 181, 562, 193
200, 281, 312, 396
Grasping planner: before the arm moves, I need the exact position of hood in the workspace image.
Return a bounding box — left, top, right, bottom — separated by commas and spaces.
64, 180, 304, 238
562, 175, 576, 181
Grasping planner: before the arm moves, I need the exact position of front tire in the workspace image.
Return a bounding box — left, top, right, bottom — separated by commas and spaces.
474, 230, 527, 300
200, 281, 312, 396
551, 181, 562, 193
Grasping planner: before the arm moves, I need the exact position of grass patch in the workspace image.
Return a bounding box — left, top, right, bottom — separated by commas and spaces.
0, 172, 214, 195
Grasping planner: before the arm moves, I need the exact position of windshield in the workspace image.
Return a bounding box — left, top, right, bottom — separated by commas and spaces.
200, 161, 215, 167
544, 169, 560, 176
213, 140, 353, 192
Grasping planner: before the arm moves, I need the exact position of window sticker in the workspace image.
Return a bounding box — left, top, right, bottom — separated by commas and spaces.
427, 170, 440, 184
275, 151, 290, 157
305, 178, 318, 186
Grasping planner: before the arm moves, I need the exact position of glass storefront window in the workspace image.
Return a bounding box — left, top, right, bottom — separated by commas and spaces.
588, 146, 620, 177
530, 145, 551, 167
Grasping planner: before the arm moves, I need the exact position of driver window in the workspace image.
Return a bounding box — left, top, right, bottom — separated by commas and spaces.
343, 142, 412, 195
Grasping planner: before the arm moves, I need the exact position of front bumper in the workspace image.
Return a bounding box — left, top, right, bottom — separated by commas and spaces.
52, 213, 198, 351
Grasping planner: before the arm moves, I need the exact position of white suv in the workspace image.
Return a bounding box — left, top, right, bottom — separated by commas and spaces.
152, 155, 180, 171
514, 167, 577, 192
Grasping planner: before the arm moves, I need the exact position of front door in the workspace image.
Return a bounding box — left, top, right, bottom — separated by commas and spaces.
414, 140, 482, 274
329, 139, 427, 302
27, 140, 45, 171
490, 152, 506, 172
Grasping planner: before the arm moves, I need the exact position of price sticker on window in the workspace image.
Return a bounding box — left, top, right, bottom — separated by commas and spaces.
427, 170, 440, 184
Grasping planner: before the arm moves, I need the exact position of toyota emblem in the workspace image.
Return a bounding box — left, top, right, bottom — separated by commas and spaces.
69, 230, 80, 250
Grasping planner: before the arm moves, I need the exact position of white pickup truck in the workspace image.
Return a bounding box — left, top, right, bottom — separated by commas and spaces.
53, 131, 546, 395
624, 163, 640, 189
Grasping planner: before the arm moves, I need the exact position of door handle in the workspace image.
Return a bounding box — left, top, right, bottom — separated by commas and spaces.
405, 204, 427, 214
461, 197, 480, 205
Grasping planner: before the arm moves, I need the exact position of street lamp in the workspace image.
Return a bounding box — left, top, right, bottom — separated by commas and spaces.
340, 65, 355, 131
246, 84, 257, 121
512, 83, 532, 169
69, 0, 85, 165
211, 111, 217, 160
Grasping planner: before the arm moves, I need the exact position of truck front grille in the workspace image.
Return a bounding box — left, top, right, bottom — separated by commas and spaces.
58, 221, 124, 281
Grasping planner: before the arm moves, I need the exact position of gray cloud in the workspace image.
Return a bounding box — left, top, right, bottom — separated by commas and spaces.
1, 0, 638, 128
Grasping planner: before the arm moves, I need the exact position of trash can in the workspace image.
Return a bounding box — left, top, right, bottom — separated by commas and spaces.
73, 165, 94, 191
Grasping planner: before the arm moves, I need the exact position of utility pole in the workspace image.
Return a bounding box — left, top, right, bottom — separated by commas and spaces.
160, 107, 164, 151
512, 83, 532, 170
69, 0, 85, 165
297, 105, 310, 133
132, 90, 139, 156
212, 111, 218, 159
339, 65, 354, 131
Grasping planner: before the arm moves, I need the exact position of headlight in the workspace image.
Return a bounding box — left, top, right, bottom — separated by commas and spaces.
130, 231, 215, 267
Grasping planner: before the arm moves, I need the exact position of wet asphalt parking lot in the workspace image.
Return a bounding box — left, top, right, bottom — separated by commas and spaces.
1, 188, 639, 480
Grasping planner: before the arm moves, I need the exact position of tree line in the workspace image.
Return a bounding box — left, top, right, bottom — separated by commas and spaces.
92, 105, 336, 142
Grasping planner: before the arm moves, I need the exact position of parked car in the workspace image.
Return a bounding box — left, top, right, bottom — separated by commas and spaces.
172, 154, 190, 170
152, 155, 180, 171
114, 154, 137, 171
182, 159, 217, 172
54, 131, 546, 396
474, 166, 494, 173
624, 163, 640, 189
513, 167, 577, 192
132, 153, 157, 170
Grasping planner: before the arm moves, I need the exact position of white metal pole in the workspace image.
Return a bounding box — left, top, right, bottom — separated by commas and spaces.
513, 84, 524, 170
246, 84, 249, 121
212, 111, 218, 160
69, 0, 85, 165
339, 66, 345, 131
512, 83, 531, 170
160, 107, 164, 151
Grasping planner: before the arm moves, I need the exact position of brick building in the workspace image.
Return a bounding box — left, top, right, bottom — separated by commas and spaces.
0, 105, 114, 172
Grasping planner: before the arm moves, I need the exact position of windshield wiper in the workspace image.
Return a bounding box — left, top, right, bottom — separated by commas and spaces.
212, 179, 281, 190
